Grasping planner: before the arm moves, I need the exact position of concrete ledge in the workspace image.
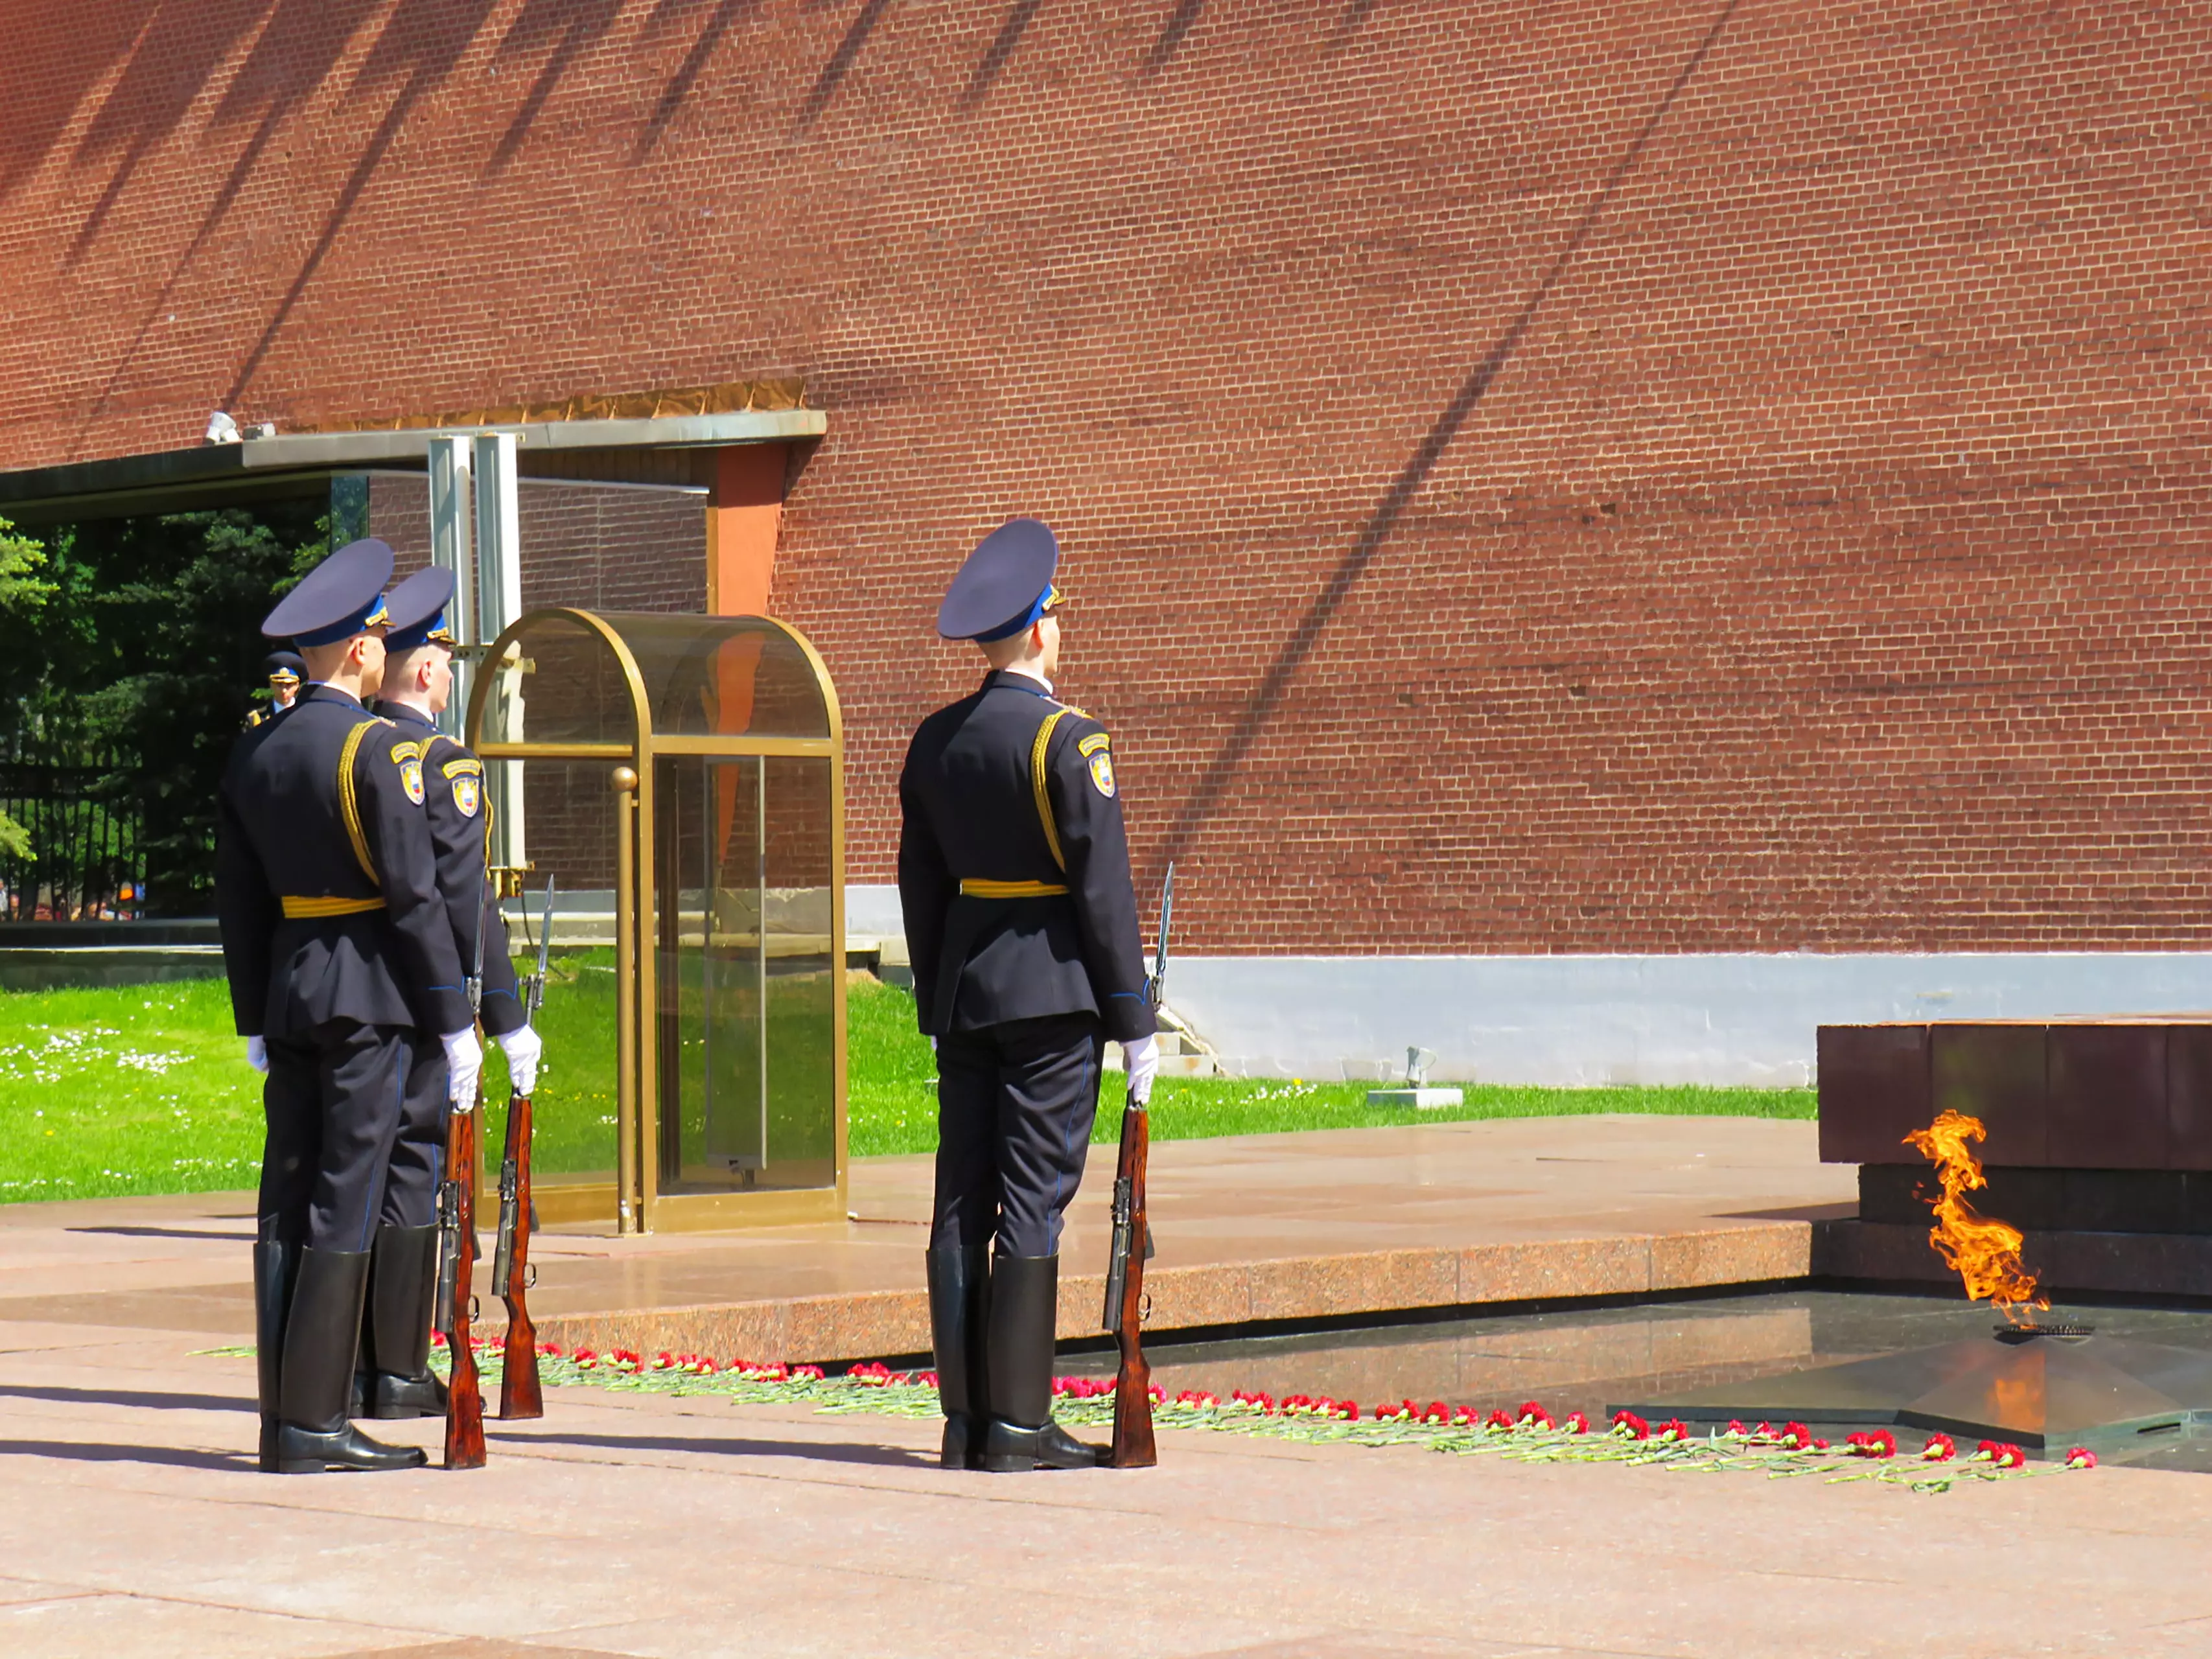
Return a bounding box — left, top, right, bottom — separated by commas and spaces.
528, 1221, 1815, 1364
0, 947, 226, 991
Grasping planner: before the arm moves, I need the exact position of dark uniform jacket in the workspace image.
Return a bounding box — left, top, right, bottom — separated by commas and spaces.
372, 702, 525, 1038
216, 686, 474, 1041
898, 669, 1155, 1043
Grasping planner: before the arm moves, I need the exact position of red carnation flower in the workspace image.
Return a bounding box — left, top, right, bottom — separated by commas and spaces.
2066, 1447, 2098, 1470
1920, 1433, 1956, 1461
1565, 1411, 1591, 1435
1657, 1419, 1690, 1444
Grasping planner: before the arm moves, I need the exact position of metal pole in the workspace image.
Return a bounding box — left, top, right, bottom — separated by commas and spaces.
612, 765, 639, 1236
474, 434, 526, 881
426, 437, 473, 739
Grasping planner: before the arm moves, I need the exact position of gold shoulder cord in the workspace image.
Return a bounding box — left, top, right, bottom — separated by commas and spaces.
1030, 707, 1072, 871
336, 721, 380, 884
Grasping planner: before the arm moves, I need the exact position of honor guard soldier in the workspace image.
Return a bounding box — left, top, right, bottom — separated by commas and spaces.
244, 651, 305, 728
898, 518, 1160, 1472
216, 539, 482, 1474
361, 566, 543, 1418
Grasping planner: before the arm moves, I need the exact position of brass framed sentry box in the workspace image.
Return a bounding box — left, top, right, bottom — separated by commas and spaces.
466, 608, 848, 1233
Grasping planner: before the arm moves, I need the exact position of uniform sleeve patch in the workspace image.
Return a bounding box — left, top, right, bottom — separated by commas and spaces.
451, 772, 482, 818
1087, 748, 1117, 798
397, 755, 426, 806
389, 740, 422, 764
442, 756, 483, 778
1077, 732, 1112, 757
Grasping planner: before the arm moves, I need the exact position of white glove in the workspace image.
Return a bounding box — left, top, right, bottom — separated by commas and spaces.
244, 1036, 268, 1074
1123, 1034, 1159, 1105
441, 1027, 483, 1109
496, 1025, 543, 1095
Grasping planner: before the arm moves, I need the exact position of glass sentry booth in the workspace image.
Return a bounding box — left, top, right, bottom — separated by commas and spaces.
467, 609, 846, 1233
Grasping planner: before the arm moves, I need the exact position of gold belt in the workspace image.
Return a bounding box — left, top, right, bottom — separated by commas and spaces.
958, 879, 1069, 899
281, 895, 386, 919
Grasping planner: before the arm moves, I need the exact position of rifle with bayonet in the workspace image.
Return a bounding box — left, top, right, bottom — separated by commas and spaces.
435, 871, 490, 1470
1102, 863, 1172, 1470
493, 874, 554, 1420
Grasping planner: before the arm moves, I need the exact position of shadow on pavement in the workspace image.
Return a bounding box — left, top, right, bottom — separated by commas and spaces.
67, 1224, 256, 1241
0, 1384, 249, 1413
491, 1430, 940, 1470
0, 1437, 254, 1471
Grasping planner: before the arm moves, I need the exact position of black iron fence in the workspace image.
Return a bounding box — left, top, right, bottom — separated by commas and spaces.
0, 736, 146, 922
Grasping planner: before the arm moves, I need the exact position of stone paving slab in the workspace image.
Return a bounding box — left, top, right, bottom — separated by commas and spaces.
0, 1117, 1852, 1362
0, 1325, 2208, 1657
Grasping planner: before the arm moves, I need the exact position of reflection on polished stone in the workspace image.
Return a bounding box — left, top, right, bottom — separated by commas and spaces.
1059, 1290, 2212, 1468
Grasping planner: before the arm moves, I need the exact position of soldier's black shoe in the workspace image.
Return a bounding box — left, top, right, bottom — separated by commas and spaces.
364, 1369, 448, 1419
926, 1244, 993, 1470
274, 1420, 428, 1473
979, 1251, 1101, 1471
981, 1415, 1104, 1471
941, 1412, 977, 1469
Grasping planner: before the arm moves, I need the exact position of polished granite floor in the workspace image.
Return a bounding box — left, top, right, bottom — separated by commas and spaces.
1058, 1288, 2212, 1469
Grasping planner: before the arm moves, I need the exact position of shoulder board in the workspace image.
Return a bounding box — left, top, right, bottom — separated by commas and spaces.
244, 710, 264, 729
1077, 731, 1111, 756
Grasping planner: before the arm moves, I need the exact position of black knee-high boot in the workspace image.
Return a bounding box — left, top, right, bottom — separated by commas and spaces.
253, 1240, 299, 1473
274, 1247, 428, 1473
981, 1253, 1102, 1471
926, 1245, 992, 1469
358, 1225, 447, 1419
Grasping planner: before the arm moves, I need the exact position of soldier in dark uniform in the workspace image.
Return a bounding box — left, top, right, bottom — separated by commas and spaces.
243, 651, 305, 729
898, 518, 1159, 1472
216, 539, 482, 1474
358, 565, 542, 1418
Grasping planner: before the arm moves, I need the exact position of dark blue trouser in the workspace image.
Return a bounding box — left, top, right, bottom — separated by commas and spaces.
381, 1041, 450, 1229
931, 1012, 1103, 1257
258, 1021, 412, 1253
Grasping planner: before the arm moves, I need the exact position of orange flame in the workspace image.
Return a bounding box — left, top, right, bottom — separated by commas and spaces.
1902, 1110, 2049, 1327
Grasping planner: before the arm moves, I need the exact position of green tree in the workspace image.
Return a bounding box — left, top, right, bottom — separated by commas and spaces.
8, 505, 326, 913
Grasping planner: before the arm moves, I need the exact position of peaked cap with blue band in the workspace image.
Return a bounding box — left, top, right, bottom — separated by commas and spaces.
936, 517, 1064, 642
262, 538, 394, 647
382, 565, 458, 653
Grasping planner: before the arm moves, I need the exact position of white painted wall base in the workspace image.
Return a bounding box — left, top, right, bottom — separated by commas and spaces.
1167, 953, 2212, 1088
844, 887, 2212, 1089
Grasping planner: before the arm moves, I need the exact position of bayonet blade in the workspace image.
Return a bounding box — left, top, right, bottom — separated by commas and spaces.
1148, 863, 1174, 1011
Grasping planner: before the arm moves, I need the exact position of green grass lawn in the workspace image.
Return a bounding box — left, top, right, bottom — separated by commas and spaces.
0, 968, 1813, 1203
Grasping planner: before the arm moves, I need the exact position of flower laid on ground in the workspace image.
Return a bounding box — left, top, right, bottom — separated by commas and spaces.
1974, 1440, 2028, 1470
198, 1336, 2095, 1494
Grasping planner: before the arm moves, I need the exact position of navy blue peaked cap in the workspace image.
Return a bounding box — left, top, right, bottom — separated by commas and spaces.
264, 538, 394, 647
262, 651, 305, 684
382, 566, 458, 653
936, 518, 1062, 642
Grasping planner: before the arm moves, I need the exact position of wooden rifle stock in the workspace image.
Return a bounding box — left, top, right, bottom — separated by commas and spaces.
1106, 1092, 1157, 1469
493, 1089, 542, 1419
440, 1104, 487, 1469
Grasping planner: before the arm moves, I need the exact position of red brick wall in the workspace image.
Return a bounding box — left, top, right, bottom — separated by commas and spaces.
5, 1, 2210, 953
